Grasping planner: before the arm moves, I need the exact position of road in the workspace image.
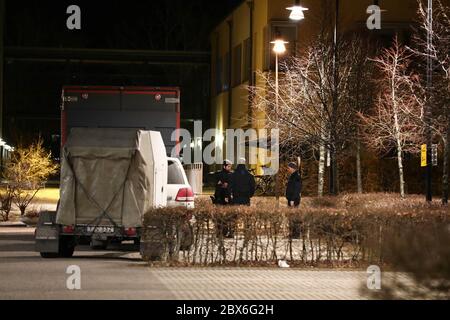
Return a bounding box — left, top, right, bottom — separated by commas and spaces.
0, 228, 375, 300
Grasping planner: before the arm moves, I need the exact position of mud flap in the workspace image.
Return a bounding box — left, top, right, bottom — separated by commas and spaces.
35, 212, 60, 254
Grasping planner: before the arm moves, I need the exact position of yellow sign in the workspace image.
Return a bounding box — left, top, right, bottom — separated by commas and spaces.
421, 144, 427, 167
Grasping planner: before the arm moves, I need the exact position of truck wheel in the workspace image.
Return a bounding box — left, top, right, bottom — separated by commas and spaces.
40, 252, 60, 259
59, 237, 75, 258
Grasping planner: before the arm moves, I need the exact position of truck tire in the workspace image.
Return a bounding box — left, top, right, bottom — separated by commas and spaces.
59, 237, 75, 258
40, 252, 60, 259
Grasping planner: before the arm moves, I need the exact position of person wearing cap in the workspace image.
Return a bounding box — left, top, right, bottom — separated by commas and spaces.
286, 162, 302, 207
212, 160, 233, 205
230, 158, 256, 206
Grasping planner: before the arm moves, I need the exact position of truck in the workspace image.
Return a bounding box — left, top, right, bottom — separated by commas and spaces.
59, 86, 194, 209
35, 86, 194, 258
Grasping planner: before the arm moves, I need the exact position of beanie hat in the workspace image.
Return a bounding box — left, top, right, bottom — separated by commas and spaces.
238, 158, 247, 165
288, 162, 298, 170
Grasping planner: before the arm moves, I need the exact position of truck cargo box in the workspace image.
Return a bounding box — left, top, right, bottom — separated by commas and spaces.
61, 86, 181, 156
56, 128, 168, 228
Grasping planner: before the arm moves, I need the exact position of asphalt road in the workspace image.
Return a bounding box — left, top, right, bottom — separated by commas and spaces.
0, 228, 375, 300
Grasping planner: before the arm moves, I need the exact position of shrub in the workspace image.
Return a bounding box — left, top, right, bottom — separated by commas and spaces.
3, 138, 59, 216
142, 194, 450, 271
0, 186, 14, 222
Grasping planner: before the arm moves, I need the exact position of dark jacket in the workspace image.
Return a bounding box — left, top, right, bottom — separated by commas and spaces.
214, 170, 232, 204
231, 165, 256, 200
286, 171, 302, 201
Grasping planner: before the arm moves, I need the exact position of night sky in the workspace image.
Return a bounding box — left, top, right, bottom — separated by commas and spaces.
5, 0, 242, 50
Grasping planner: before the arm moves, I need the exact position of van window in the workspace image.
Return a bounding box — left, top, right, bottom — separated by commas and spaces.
168, 161, 185, 185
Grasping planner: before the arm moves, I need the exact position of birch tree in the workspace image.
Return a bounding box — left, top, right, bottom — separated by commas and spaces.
250, 34, 363, 196
411, 0, 450, 204
359, 39, 423, 198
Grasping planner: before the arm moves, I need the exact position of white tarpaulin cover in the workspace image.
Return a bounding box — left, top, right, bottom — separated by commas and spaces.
56, 128, 168, 228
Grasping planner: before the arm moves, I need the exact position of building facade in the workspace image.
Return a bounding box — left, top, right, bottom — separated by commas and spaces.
210, 0, 426, 172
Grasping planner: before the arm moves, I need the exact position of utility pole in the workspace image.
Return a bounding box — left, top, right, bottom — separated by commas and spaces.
425, 0, 433, 202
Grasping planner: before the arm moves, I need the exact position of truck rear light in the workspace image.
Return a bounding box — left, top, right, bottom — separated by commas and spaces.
63, 226, 75, 234
125, 228, 137, 237
176, 188, 195, 202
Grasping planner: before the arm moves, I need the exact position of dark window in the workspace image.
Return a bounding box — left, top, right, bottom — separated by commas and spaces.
232, 44, 242, 87
264, 22, 298, 71
215, 57, 223, 95
223, 52, 230, 91
243, 38, 251, 83
168, 161, 185, 185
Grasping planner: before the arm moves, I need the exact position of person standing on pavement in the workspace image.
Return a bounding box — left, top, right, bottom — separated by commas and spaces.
231, 158, 256, 206
286, 162, 302, 207
212, 160, 233, 205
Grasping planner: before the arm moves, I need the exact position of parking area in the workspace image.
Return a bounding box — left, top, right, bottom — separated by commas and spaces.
0, 227, 386, 300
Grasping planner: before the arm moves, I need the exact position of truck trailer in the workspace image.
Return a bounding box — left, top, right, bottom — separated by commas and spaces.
36, 128, 168, 258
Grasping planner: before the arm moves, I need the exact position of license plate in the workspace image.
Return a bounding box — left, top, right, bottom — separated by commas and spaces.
86, 226, 115, 234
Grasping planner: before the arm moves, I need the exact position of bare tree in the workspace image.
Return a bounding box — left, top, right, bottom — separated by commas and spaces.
411, 0, 450, 204
347, 38, 379, 194
250, 33, 364, 196
359, 39, 424, 198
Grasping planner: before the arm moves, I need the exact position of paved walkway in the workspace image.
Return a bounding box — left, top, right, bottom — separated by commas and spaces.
0, 227, 406, 300
149, 269, 371, 300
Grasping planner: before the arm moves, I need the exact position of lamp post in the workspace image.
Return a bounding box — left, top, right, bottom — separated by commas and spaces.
271, 39, 288, 204
328, 0, 340, 196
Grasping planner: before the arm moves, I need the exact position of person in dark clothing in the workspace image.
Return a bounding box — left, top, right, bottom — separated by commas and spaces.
286, 162, 302, 207
231, 159, 256, 206
286, 162, 303, 239
212, 160, 233, 205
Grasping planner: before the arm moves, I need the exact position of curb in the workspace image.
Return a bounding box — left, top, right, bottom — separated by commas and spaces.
0, 222, 27, 228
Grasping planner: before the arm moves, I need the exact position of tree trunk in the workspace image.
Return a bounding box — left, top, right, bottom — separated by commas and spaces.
330, 147, 339, 195
442, 134, 449, 205
356, 138, 363, 194
396, 144, 406, 199
318, 142, 326, 197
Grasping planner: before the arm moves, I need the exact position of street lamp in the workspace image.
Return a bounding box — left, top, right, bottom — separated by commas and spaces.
287, 0, 308, 21
270, 38, 288, 205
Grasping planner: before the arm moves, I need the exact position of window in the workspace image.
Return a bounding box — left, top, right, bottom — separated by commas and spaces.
264, 22, 298, 71
215, 57, 223, 95
232, 44, 242, 87
168, 161, 185, 185
223, 52, 230, 91
243, 38, 252, 83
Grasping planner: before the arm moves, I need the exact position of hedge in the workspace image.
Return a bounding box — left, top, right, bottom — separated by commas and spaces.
141, 194, 450, 270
